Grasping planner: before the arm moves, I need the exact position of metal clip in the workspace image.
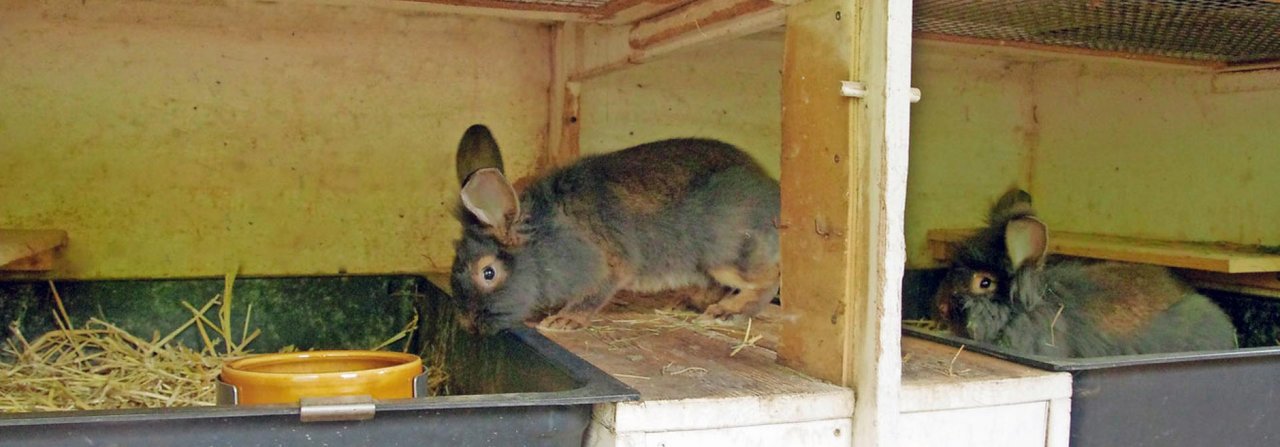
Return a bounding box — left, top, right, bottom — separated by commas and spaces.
299, 395, 376, 423
840, 81, 922, 103
215, 380, 239, 405
413, 368, 431, 398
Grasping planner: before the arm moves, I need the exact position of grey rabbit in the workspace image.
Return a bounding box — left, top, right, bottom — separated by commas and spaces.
450, 124, 780, 334
933, 188, 1236, 357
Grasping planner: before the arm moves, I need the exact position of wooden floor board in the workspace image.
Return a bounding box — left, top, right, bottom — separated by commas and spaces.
541, 291, 837, 401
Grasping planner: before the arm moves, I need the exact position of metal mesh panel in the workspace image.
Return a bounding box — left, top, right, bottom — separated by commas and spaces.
915, 0, 1280, 65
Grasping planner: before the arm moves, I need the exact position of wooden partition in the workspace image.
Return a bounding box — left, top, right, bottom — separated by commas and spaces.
777, 0, 912, 445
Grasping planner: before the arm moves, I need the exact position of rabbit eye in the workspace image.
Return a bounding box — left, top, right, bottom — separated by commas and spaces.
970, 273, 997, 294
470, 255, 506, 293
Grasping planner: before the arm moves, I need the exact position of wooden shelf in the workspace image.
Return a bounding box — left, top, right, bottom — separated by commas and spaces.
928, 228, 1280, 274
1176, 269, 1280, 299
539, 293, 824, 402
901, 336, 1068, 397
539, 291, 853, 445
0, 229, 68, 271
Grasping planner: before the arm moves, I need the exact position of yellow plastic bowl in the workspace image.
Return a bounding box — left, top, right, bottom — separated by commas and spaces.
220, 350, 422, 405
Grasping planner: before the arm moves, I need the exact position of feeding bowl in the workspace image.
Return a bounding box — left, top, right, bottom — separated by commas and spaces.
219, 350, 423, 405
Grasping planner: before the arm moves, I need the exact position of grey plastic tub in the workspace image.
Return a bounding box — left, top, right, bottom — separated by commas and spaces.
0, 275, 637, 446
903, 269, 1280, 447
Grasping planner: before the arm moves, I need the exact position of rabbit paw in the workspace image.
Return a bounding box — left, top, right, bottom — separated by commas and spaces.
537, 313, 591, 332
696, 305, 747, 326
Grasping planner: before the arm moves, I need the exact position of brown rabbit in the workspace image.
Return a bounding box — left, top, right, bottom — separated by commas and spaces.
933, 189, 1237, 357
450, 125, 780, 334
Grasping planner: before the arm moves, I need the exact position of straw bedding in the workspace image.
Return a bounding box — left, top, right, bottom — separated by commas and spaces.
0, 274, 431, 412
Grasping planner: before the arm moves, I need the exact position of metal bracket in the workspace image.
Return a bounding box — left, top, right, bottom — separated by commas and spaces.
299, 395, 376, 423
841, 81, 922, 103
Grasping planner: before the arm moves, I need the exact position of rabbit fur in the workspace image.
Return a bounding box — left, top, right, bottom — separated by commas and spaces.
933, 189, 1236, 357
450, 125, 780, 334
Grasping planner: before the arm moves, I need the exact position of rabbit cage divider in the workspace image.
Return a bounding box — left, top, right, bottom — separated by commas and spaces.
907, 1, 1280, 446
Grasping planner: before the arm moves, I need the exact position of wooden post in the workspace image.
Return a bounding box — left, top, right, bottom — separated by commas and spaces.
549, 22, 582, 168
778, 0, 911, 445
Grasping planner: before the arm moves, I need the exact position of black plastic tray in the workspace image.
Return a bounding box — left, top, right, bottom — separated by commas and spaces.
0, 275, 638, 447
902, 269, 1280, 447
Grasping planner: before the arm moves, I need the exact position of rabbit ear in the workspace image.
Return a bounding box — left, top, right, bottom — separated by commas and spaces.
460, 168, 520, 241
1005, 216, 1048, 271
989, 188, 1035, 224
456, 124, 506, 185
995, 188, 1032, 208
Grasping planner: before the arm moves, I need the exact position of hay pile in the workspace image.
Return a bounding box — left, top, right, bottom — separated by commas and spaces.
0, 318, 225, 411
0, 274, 424, 413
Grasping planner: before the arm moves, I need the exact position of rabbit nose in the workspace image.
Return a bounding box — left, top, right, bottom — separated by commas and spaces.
458, 314, 479, 334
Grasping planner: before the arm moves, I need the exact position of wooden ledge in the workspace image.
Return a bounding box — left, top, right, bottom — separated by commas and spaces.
0, 229, 68, 271
541, 293, 852, 433
1176, 269, 1280, 299
901, 336, 1071, 412
928, 228, 1280, 274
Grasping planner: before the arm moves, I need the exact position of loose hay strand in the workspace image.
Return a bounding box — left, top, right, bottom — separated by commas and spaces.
729, 318, 764, 357
48, 281, 86, 359
221, 271, 237, 357
612, 373, 652, 380
903, 318, 945, 333
151, 296, 218, 356
1048, 303, 1066, 348
947, 345, 966, 377
661, 362, 708, 377
182, 300, 220, 355
241, 303, 254, 347
372, 312, 419, 352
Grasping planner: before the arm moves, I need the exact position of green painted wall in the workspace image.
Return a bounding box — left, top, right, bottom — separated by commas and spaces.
905, 44, 1033, 267
0, 1, 551, 278
578, 32, 783, 179
1032, 62, 1280, 246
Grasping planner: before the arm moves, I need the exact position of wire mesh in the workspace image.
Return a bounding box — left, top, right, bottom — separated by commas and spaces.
915, 0, 1280, 65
